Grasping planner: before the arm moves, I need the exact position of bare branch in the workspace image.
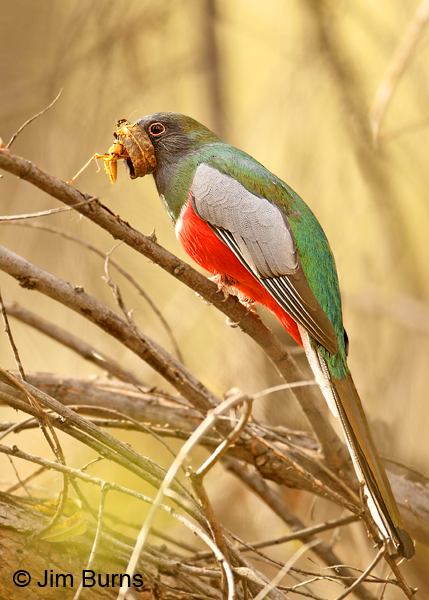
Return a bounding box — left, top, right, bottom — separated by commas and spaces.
72, 482, 110, 600
334, 544, 386, 600
6, 89, 63, 149
6, 222, 183, 362
0, 290, 26, 380
369, 0, 429, 141
2, 371, 426, 550
0, 205, 78, 221
9, 223, 184, 363
0, 243, 220, 414
222, 457, 376, 600
3, 300, 146, 386
0, 375, 201, 520
120, 393, 250, 600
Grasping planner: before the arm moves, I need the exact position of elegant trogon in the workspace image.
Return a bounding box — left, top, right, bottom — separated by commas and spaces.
113, 112, 414, 559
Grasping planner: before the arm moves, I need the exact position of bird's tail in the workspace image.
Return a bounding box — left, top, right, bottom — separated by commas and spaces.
298, 327, 414, 560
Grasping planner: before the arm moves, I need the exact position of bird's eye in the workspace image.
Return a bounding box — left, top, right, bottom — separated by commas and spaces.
149, 123, 166, 136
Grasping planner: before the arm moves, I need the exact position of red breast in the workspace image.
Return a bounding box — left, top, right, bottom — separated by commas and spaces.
176, 198, 302, 346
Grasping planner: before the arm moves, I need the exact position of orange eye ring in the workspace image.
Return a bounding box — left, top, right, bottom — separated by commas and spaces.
148, 122, 165, 136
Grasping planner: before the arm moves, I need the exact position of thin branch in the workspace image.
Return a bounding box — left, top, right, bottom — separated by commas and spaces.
6, 89, 63, 149
0, 289, 26, 379
5, 455, 35, 501
103, 241, 141, 335
0, 205, 81, 222
222, 457, 377, 600
6, 222, 183, 362
3, 300, 145, 386
382, 554, 417, 599
369, 0, 429, 141
65, 403, 181, 465
119, 393, 249, 600
5, 465, 47, 494
72, 482, 110, 600
243, 516, 359, 551
0, 416, 37, 442
0, 242, 220, 414
196, 394, 253, 477
0, 378, 201, 520
254, 540, 320, 600
189, 472, 231, 597
0, 370, 71, 537
334, 544, 386, 600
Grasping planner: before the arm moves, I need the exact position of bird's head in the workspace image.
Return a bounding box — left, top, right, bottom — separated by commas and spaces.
116, 113, 221, 180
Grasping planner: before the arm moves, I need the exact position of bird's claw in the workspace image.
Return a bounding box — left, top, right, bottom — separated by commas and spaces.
209, 274, 231, 301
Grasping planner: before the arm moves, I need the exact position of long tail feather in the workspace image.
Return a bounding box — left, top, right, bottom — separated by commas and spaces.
298, 326, 414, 559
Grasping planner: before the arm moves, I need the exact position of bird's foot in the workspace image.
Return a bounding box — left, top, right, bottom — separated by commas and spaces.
209, 274, 232, 301
237, 293, 257, 313
209, 274, 257, 313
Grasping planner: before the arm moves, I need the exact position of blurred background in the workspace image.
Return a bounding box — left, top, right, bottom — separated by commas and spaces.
1, 0, 429, 595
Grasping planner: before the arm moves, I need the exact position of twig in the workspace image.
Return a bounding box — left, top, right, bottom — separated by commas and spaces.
0, 289, 26, 380
0, 369, 71, 541
244, 516, 359, 551
5, 465, 47, 494
149, 527, 201, 553
103, 242, 140, 335
0, 369, 64, 462
118, 393, 248, 600
6, 455, 35, 501
0, 369, 71, 537
196, 393, 252, 477
6, 89, 63, 149
334, 544, 386, 600
222, 458, 377, 600
369, 0, 429, 141
72, 482, 111, 600
189, 515, 358, 563
254, 540, 320, 600
189, 472, 231, 597
0, 243, 220, 414
3, 300, 145, 386
65, 403, 180, 465
382, 554, 417, 599
0, 416, 37, 442
33, 474, 70, 542
0, 205, 83, 222
187, 396, 252, 597
5, 222, 183, 362
0, 380, 201, 519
